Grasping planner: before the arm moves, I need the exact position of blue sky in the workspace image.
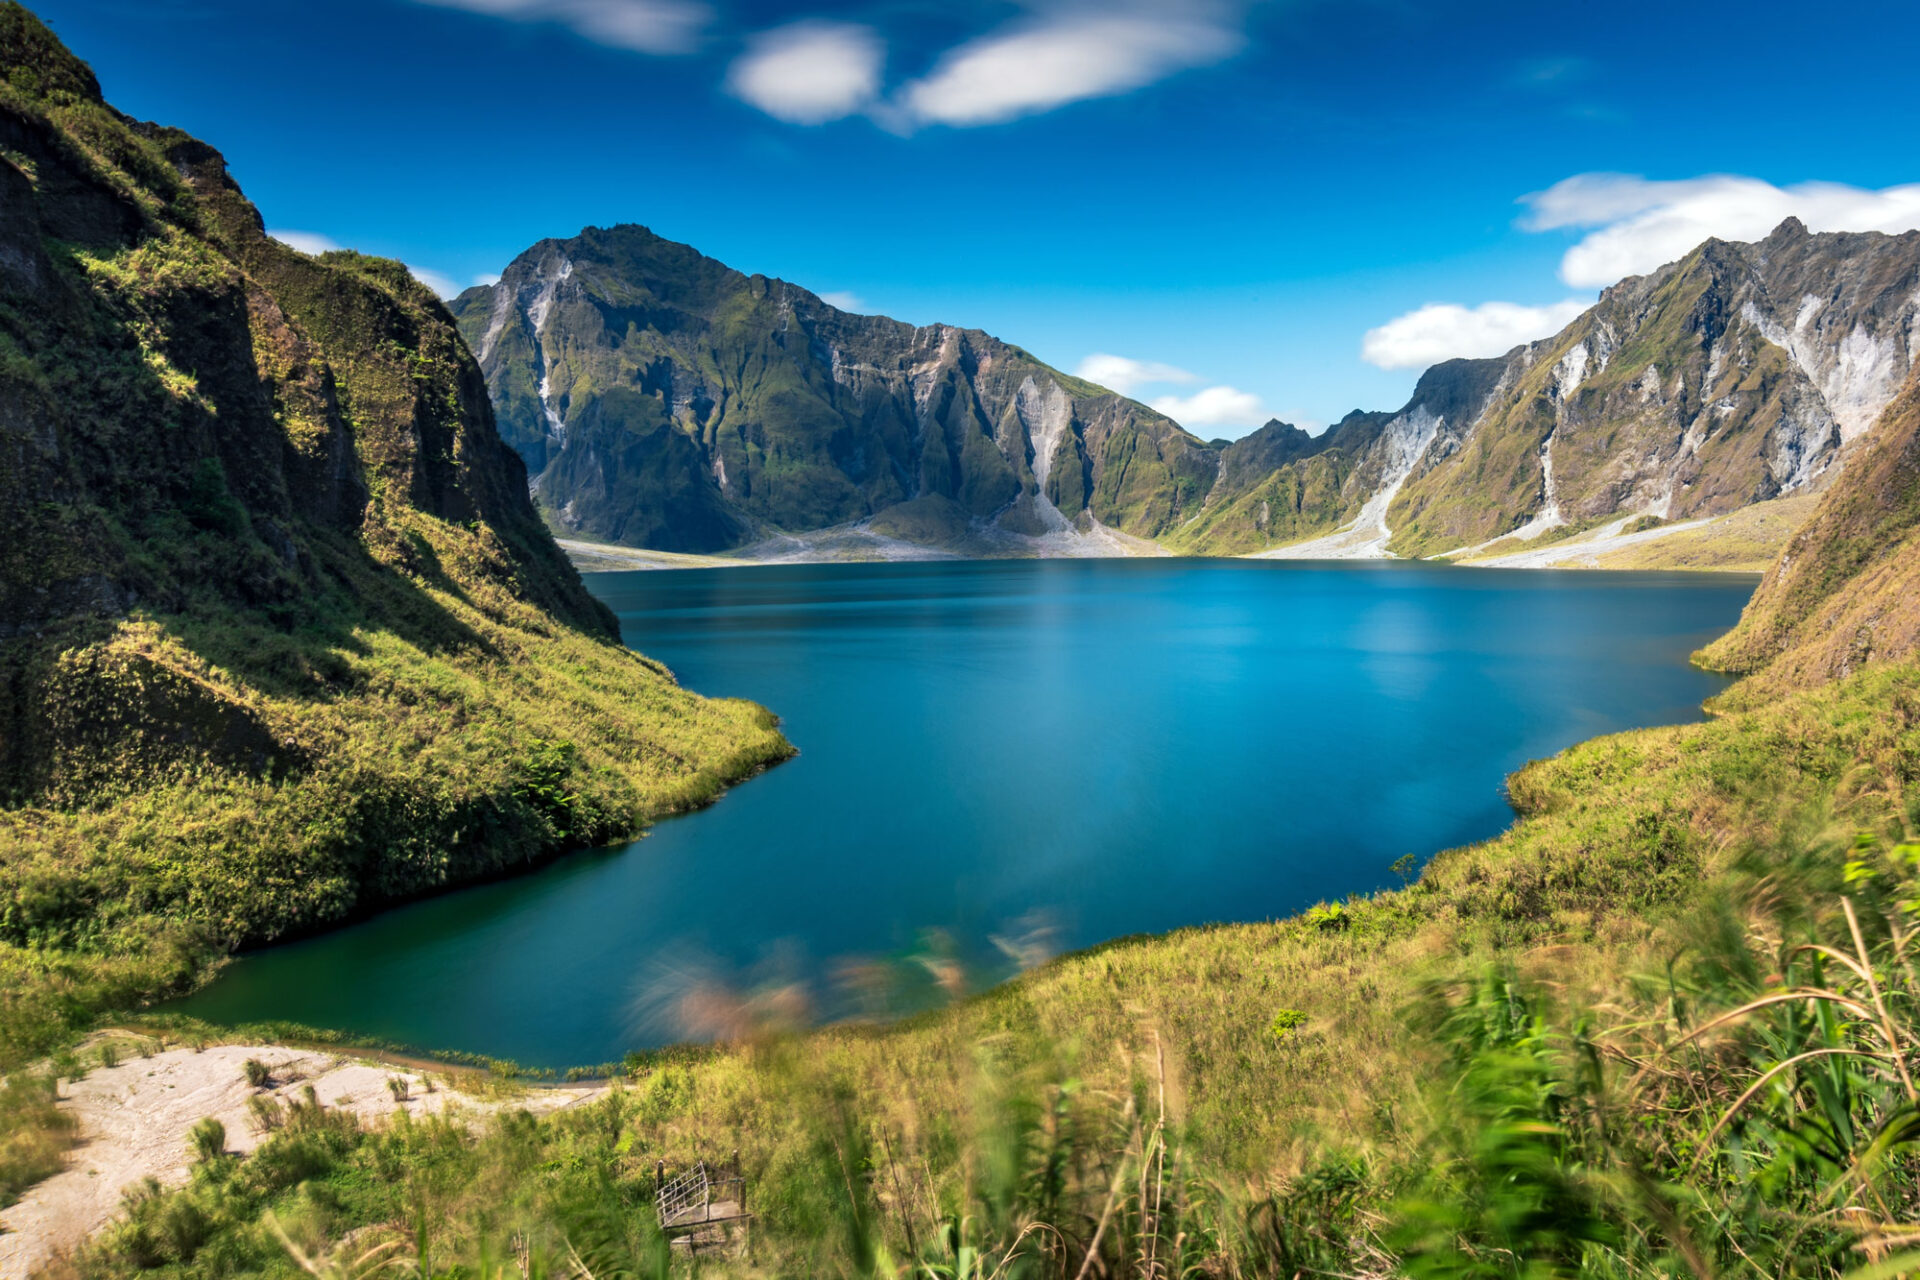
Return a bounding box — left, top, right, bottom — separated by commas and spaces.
29, 0, 1920, 436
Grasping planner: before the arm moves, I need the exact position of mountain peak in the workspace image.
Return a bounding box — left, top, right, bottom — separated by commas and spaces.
1766, 215, 1811, 242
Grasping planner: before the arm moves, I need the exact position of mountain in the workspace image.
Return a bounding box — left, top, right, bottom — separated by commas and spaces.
0, 3, 786, 1058
468, 220, 1919, 566
1172, 219, 1920, 560
449, 226, 1221, 555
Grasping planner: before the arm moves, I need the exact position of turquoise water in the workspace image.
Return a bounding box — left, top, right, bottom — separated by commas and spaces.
171, 560, 1753, 1066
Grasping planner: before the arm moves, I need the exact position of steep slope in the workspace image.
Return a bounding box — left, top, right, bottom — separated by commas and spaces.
0, 5, 787, 1061
450, 226, 1220, 554
1176, 220, 1920, 560
1696, 361, 1920, 696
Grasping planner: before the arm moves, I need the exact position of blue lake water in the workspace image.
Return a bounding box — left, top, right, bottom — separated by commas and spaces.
170, 559, 1754, 1066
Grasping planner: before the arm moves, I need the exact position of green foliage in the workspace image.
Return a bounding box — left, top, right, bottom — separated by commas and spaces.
188, 1116, 226, 1163
181, 458, 249, 539
0, 13, 794, 1081
1268, 1008, 1309, 1040
513, 738, 585, 840
242, 1058, 271, 1089
1306, 901, 1351, 932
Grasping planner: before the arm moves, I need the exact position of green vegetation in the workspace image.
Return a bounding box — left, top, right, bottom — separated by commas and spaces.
1702, 371, 1920, 694
30, 654, 1920, 1278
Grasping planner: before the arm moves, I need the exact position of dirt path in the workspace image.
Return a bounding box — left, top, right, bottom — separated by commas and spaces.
0, 1044, 606, 1277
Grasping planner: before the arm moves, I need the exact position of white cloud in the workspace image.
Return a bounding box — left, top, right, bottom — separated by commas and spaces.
1361, 299, 1591, 370
474, 272, 503, 288
817, 290, 865, 312
1523, 173, 1920, 287
727, 22, 883, 124
896, 3, 1243, 128
1150, 385, 1268, 429
411, 0, 709, 54
1074, 353, 1199, 396
268, 229, 343, 256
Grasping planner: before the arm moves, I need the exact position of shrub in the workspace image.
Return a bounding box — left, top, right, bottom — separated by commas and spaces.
188, 1116, 225, 1163
242, 1057, 272, 1089
247, 1094, 284, 1134
1306, 902, 1350, 932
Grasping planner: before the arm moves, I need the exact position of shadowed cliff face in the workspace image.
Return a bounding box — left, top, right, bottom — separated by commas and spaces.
451, 225, 1221, 554
1173, 220, 1920, 559
0, 8, 609, 648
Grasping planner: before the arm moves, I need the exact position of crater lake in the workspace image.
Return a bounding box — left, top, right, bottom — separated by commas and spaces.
170, 560, 1754, 1066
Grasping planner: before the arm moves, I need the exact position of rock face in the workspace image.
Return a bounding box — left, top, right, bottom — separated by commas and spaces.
451, 226, 1220, 553
1175, 220, 1920, 559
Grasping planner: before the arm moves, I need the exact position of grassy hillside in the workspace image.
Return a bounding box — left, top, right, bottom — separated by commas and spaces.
0, 2, 789, 1073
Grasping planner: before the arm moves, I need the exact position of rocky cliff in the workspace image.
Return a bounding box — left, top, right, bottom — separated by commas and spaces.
450, 226, 1221, 554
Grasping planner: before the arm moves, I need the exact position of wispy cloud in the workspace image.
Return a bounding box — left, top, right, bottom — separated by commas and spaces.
817, 290, 865, 312
1150, 384, 1269, 429
1073, 353, 1199, 396
727, 22, 884, 124
891, 1, 1245, 129
411, 0, 710, 54
1361, 299, 1590, 370
1524, 174, 1920, 287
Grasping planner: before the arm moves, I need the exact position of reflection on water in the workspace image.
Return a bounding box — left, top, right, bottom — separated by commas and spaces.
170, 560, 1754, 1066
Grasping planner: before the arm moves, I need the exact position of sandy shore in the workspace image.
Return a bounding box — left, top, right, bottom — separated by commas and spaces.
0, 1042, 607, 1276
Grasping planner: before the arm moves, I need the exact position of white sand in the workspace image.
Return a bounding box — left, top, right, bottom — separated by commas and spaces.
0, 1043, 606, 1276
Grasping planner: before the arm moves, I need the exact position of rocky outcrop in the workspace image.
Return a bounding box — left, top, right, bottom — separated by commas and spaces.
452, 226, 1220, 554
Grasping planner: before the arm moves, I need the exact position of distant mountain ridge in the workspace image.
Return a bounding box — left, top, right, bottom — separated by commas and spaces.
451, 226, 1219, 555
1173, 218, 1920, 560
466, 219, 1920, 564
